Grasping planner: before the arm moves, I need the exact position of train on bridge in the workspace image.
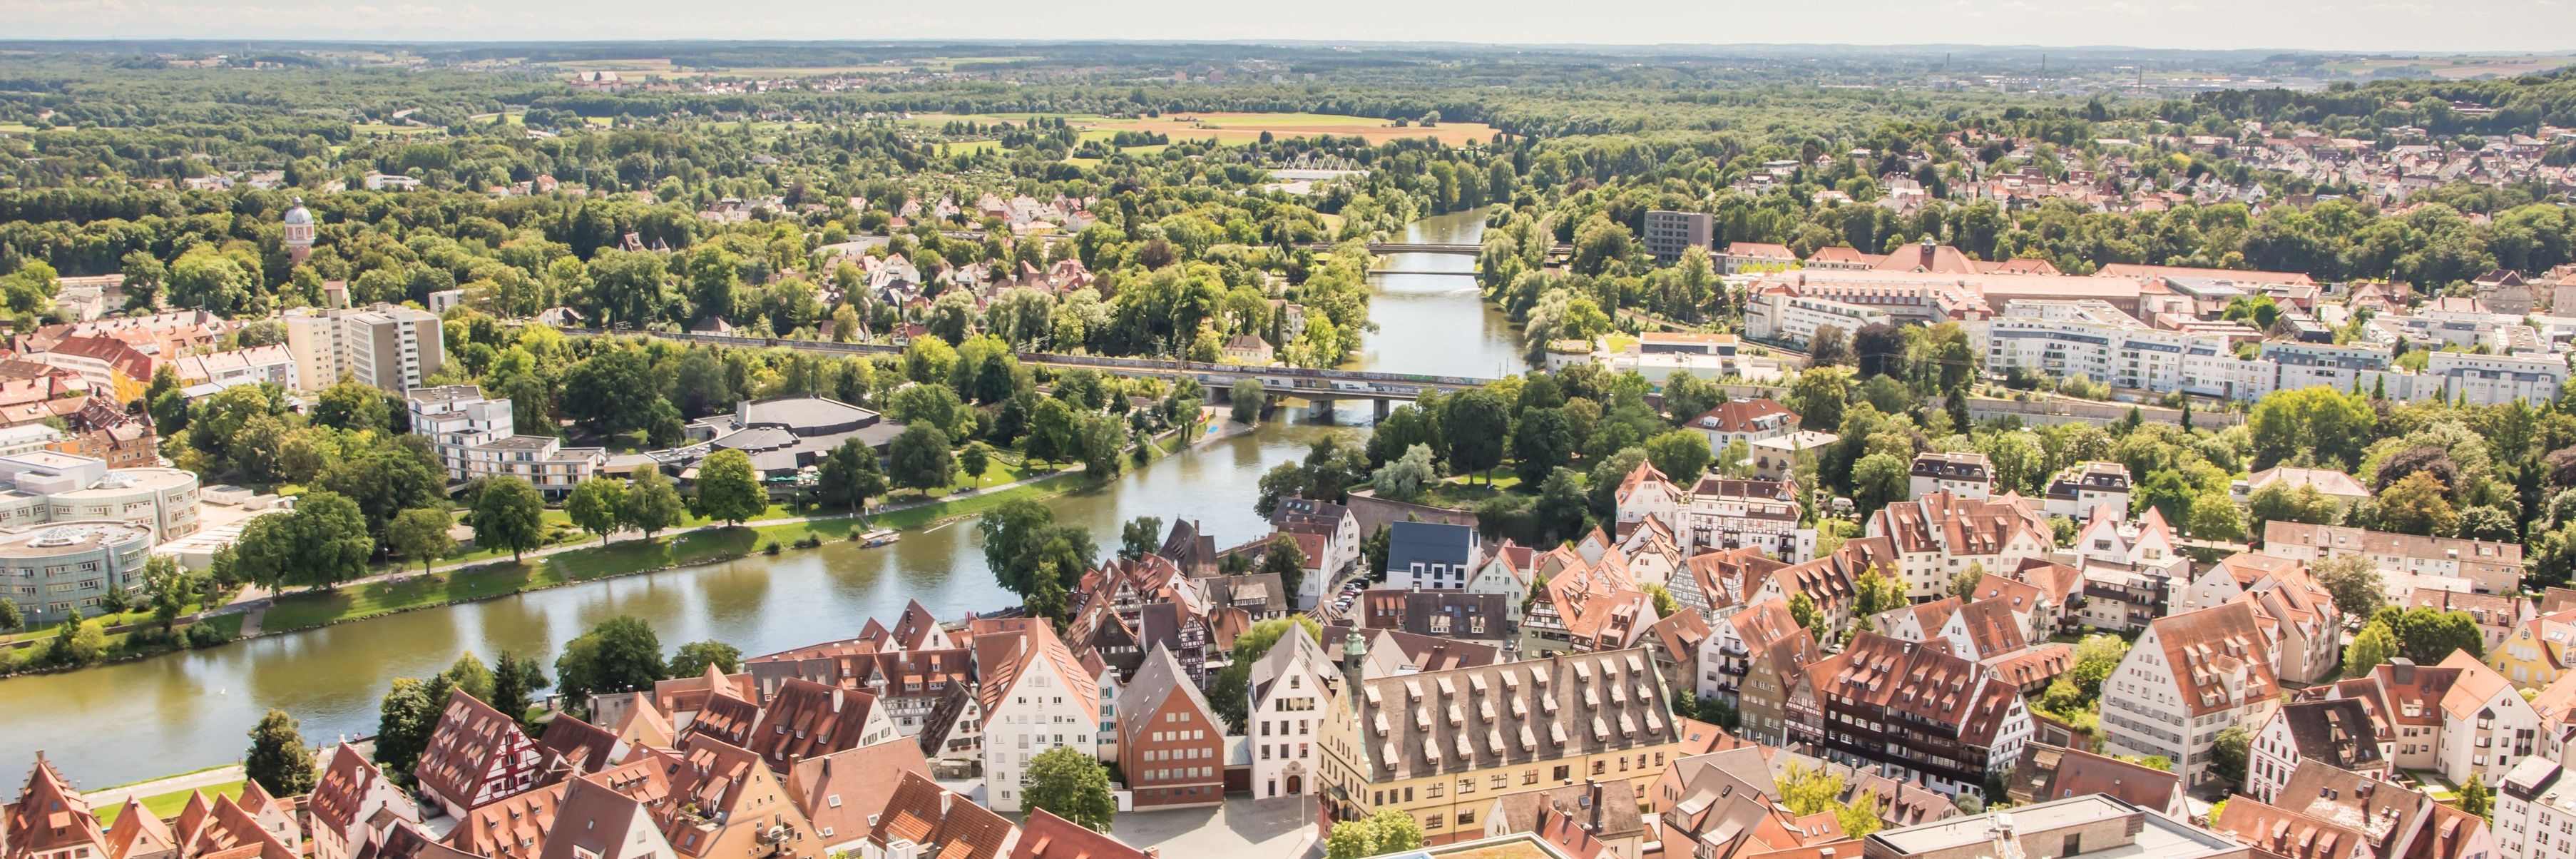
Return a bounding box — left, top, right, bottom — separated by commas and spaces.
598, 330, 1498, 399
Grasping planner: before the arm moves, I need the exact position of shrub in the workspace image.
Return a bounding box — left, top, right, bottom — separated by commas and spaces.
762, 540, 782, 555
185, 621, 232, 649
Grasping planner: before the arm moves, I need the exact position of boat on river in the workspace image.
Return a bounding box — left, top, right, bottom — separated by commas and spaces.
859, 529, 900, 547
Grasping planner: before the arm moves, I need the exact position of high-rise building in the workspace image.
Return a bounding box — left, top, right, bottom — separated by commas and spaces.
283, 303, 444, 392
1642, 210, 1712, 265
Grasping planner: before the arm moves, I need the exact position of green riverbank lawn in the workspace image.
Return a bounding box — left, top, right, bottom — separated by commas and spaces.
261, 464, 1099, 633
96, 779, 247, 826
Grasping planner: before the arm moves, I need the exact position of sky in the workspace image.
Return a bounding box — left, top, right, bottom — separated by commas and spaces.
4, 0, 2574, 54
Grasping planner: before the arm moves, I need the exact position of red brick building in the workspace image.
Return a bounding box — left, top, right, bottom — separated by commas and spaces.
1118, 643, 1225, 808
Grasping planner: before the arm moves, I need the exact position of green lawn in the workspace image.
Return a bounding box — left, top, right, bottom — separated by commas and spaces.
98, 780, 245, 826
1421, 470, 1527, 508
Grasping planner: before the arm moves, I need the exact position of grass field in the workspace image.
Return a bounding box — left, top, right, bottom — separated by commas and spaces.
911, 111, 1498, 147
2316, 54, 2576, 79
352, 122, 439, 136
98, 780, 247, 826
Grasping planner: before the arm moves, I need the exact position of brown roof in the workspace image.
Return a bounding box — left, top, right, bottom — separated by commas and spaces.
2214, 796, 2369, 859
307, 742, 399, 836
975, 621, 1099, 723
2149, 601, 2279, 717
2035, 745, 2181, 811
443, 783, 564, 859
867, 772, 1015, 859
415, 689, 540, 811
786, 740, 933, 843
4, 754, 105, 859
1347, 647, 1677, 783
1010, 808, 1144, 859
536, 773, 657, 859
745, 678, 887, 770
536, 714, 620, 778
1687, 399, 1798, 435
1806, 633, 2021, 746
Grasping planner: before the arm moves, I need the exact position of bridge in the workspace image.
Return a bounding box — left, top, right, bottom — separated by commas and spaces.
583, 330, 1499, 419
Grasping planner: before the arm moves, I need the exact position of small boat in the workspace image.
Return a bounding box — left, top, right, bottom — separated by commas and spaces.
859, 529, 900, 547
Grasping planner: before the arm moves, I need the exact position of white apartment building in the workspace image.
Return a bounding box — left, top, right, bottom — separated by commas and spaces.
2100, 600, 2279, 786
978, 621, 1098, 813
407, 386, 514, 481
168, 344, 300, 391
459, 435, 606, 498
2262, 521, 2524, 596
1908, 451, 1993, 500
1245, 625, 1338, 800
283, 304, 445, 392
2430, 350, 2570, 407
1866, 492, 2054, 601
2500, 757, 2576, 859
1744, 289, 1893, 346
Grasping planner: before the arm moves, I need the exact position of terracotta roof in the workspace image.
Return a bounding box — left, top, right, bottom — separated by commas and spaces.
786, 739, 933, 843
4, 753, 104, 859
2147, 601, 2279, 717
307, 742, 402, 836
414, 689, 540, 811
1009, 808, 1143, 859
2214, 796, 2368, 859
745, 678, 888, 769
867, 772, 1015, 859
2434, 650, 2513, 721
1346, 648, 1677, 783
1806, 633, 2022, 747
444, 783, 563, 859
1687, 399, 1798, 435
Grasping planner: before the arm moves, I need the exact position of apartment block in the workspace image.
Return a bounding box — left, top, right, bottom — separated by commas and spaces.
284, 304, 445, 392
1642, 210, 1712, 265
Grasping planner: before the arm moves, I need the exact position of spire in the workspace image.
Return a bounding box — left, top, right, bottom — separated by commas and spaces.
1341, 629, 1368, 718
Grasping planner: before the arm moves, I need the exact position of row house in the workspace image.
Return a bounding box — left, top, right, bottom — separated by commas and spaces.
1866, 490, 2055, 601
414, 688, 551, 819
975, 620, 1100, 813
2492, 606, 2576, 690
2245, 698, 2390, 805
2074, 506, 2191, 632
744, 646, 972, 737
306, 743, 420, 859
2262, 520, 2524, 596
1118, 644, 1226, 808
1519, 545, 1643, 656
1787, 631, 2034, 796
1247, 624, 1341, 800
1271, 495, 1361, 607
852, 772, 1015, 859
2101, 601, 2280, 786
1356, 591, 1512, 646
1314, 642, 1683, 845
2326, 652, 2540, 789
1681, 477, 1811, 561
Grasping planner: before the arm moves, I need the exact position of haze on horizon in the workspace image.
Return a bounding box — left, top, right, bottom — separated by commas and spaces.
4, 0, 2573, 55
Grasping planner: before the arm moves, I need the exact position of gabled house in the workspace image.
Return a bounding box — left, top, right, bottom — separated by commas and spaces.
307, 743, 420, 859
414, 689, 550, 819
2246, 698, 2389, 804
976, 619, 1100, 813
1247, 624, 1339, 800
745, 679, 901, 771
2101, 601, 2279, 786
783, 740, 932, 853
854, 773, 1016, 859
4, 753, 108, 859
1118, 644, 1226, 808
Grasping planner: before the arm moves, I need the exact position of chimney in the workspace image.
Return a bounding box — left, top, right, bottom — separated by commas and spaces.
2391, 657, 2415, 684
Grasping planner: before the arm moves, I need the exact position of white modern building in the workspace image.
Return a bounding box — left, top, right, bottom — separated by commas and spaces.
1744, 289, 1893, 346
406, 385, 603, 496
284, 303, 444, 392
977, 621, 1098, 813
1244, 624, 1337, 800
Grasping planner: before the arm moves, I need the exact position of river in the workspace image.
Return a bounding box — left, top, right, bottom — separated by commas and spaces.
0, 210, 1518, 789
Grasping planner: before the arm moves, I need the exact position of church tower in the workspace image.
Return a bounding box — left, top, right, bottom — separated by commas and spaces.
282, 197, 315, 265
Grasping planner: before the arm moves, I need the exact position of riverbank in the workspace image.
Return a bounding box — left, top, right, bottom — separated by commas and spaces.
0, 423, 1215, 679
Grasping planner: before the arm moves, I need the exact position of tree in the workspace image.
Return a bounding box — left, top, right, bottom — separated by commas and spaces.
2462, 778, 2495, 821
2208, 724, 2251, 791
1446, 389, 1513, 483
0, 597, 19, 633
1372, 443, 1438, 502
467, 477, 548, 563
386, 507, 454, 575
554, 616, 667, 705
979, 499, 1096, 608
1023, 747, 1116, 832
1787, 367, 1850, 430
622, 467, 685, 539
244, 709, 317, 796
1120, 516, 1164, 560
2396, 606, 2485, 662
231, 491, 373, 591
1231, 378, 1265, 425
1513, 407, 1575, 485
441, 651, 496, 702
44, 618, 106, 666
887, 425, 956, 497
694, 449, 767, 526
2375, 471, 2460, 537
815, 437, 889, 514
1262, 533, 1308, 602
2346, 621, 2398, 678
959, 441, 994, 488
2068, 634, 2130, 698
1325, 808, 1428, 859
1789, 592, 1824, 640
1645, 430, 1712, 482
1855, 566, 1908, 618
1852, 452, 1911, 518
1809, 325, 1856, 367
312, 380, 393, 433
491, 652, 548, 728
668, 640, 744, 678
2248, 482, 2339, 529
565, 478, 627, 545
374, 677, 438, 776
1951, 563, 1986, 600
2311, 554, 2386, 621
